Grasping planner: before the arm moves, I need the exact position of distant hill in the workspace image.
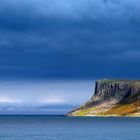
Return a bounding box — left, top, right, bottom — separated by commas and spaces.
67, 80, 140, 116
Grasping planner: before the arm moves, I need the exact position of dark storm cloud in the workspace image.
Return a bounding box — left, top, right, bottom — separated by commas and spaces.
0, 0, 140, 80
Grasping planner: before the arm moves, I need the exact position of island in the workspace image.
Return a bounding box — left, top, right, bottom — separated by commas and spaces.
67, 80, 140, 116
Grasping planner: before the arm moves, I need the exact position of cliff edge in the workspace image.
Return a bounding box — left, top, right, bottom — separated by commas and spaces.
68, 80, 140, 116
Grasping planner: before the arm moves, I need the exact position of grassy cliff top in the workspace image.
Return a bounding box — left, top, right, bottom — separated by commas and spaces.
97, 79, 140, 84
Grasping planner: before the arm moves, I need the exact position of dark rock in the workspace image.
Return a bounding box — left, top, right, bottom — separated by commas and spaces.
91, 80, 140, 103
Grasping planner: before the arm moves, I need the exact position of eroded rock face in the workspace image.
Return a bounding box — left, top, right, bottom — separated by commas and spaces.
93, 80, 140, 102
68, 80, 140, 116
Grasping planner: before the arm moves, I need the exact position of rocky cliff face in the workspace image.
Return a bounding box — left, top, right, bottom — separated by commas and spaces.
91, 80, 140, 103
68, 80, 140, 116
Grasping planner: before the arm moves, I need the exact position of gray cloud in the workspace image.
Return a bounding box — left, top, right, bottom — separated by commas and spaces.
0, 0, 139, 80
1, 0, 140, 20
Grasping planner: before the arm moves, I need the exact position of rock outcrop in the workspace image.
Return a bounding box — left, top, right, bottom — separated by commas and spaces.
68, 80, 140, 116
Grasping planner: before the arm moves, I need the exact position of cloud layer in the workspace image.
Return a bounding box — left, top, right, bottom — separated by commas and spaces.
0, 0, 140, 80
1, 0, 140, 20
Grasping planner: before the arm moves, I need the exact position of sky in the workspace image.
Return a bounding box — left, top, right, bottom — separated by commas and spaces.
0, 0, 140, 114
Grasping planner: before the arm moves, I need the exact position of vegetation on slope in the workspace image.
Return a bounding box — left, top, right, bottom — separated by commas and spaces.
73, 107, 96, 116
100, 101, 140, 116
72, 100, 140, 116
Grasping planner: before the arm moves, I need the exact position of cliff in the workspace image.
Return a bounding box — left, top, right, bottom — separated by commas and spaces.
68, 80, 140, 116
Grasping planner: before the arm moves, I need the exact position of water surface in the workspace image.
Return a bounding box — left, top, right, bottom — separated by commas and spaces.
0, 116, 140, 140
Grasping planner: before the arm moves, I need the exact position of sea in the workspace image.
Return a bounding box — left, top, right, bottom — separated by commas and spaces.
0, 115, 140, 140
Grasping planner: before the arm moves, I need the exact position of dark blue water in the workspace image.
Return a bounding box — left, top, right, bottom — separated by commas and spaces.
0, 116, 140, 140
